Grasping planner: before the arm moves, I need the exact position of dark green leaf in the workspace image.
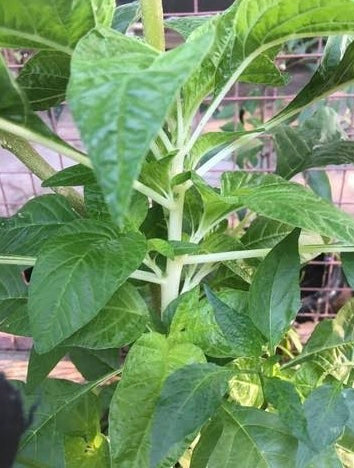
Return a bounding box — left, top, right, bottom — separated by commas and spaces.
26, 346, 66, 391
342, 253, 354, 289
28, 220, 147, 353
109, 332, 205, 467
343, 389, 354, 433
69, 348, 118, 381
112, 1, 141, 33
65, 282, 149, 350
296, 443, 343, 468
191, 402, 298, 468
84, 183, 111, 222
17, 51, 70, 110
221, 171, 354, 244
42, 164, 96, 187
151, 363, 230, 467
69, 27, 213, 225
249, 230, 301, 349
0, 265, 29, 336
241, 216, 292, 250
264, 377, 309, 445
304, 384, 348, 451
190, 414, 224, 468
304, 170, 332, 202
0, 194, 78, 255
0, 0, 108, 52
204, 285, 264, 358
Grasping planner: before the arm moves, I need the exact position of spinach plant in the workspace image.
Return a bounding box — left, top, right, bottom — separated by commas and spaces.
1, 0, 354, 466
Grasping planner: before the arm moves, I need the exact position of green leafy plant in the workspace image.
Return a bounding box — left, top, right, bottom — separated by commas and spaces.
1, 0, 354, 466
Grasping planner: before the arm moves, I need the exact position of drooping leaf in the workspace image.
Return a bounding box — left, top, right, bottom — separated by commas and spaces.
285, 299, 354, 368
0, 194, 78, 255
112, 0, 141, 33
304, 384, 349, 451
0, 265, 29, 336
26, 346, 67, 391
28, 220, 147, 353
0, 0, 106, 52
170, 288, 253, 358
42, 164, 96, 187
303, 170, 332, 201
204, 285, 264, 358
249, 230, 301, 350
221, 171, 354, 244
191, 402, 298, 468
17, 51, 71, 110
150, 363, 231, 467
342, 253, 354, 288
69, 27, 213, 225
69, 348, 118, 381
263, 377, 309, 445
109, 332, 205, 468
65, 282, 149, 350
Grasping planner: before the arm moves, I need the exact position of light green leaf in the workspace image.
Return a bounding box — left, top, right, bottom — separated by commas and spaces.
92, 0, 115, 27
26, 346, 66, 391
228, 357, 263, 407
221, 171, 354, 244
0, 194, 78, 255
286, 299, 354, 368
204, 285, 264, 357
64, 433, 110, 468
249, 230, 301, 350
68, 27, 213, 225
84, 183, 111, 221
0, 0, 101, 52
241, 216, 292, 250
304, 385, 348, 451
191, 402, 298, 468
189, 131, 242, 169
140, 156, 173, 197
296, 443, 343, 468
65, 282, 149, 350
109, 332, 205, 468
148, 238, 175, 260
165, 16, 210, 40
112, 1, 141, 33
264, 377, 309, 445
150, 363, 231, 467
0, 265, 29, 336
17, 51, 70, 110
342, 253, 354, 288
28, 220, 146, 353
42, 164, 96, 187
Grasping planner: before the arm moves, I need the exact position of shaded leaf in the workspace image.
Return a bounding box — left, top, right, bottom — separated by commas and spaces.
64, 433, 110, 468
26, 346, 66, 392
342, 253, 354, 289
42, 164, 96, 187
69, 348, 118, 381
112, 1, 141, 33
304, 170, 332, 202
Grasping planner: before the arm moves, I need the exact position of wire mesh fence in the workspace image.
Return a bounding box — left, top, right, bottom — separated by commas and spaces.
0, 0, 353, 350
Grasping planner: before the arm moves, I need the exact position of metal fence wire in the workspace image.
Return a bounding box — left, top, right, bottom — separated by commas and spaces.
0, 0, 353, 350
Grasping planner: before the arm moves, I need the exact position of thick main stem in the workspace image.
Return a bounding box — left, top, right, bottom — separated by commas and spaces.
141, 0, 165, 51
0, 131, 85, 215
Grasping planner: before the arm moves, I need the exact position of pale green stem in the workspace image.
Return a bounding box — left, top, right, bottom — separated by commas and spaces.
141, 0, 165, 51
158, 129, 174, 153
184, 244, 354, 265
0, 130, 85, 215
150, 140, 163, 160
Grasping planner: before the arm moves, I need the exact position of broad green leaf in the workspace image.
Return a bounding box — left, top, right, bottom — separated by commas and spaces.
0, 194, 78, 255
109, 332, 205, 468
165, 16, 210, 40
163, 287, 199, 329
26, 346, 66, 392
0, 0, 102, 52
204, 285, 264, 357
15, 376, 110, 467
150, 363, 231, 467
69, 348, 118, 381
221, 171, 354, 244
64, 433, 110, 468
286, 299, 354, 367
170, 288, 253, 358
241, 216, 292, 250
292, 361, 326, 399
17, 51, 70, 111
263, 377, 309, 445
65, 282, 149, 350
92, 0, 115, 27
148, 238, 175, 260
28, 220, 146, 353
296, 443, 343, 468
304, 385, 349, 451
190, 414, 224, 468
69, 27, 213, 225
303, 170, 332, 202
191, 402, 298, 468
249, 230, 301, 350
139, 156, 172, 198
42, 164, 96, 187
84, 183, 111, 222
342, 253, 354, 288
0, 56, 83, 162
112, 1, 141, 33
342, 389, 354, 433
0, 265, 29, 336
